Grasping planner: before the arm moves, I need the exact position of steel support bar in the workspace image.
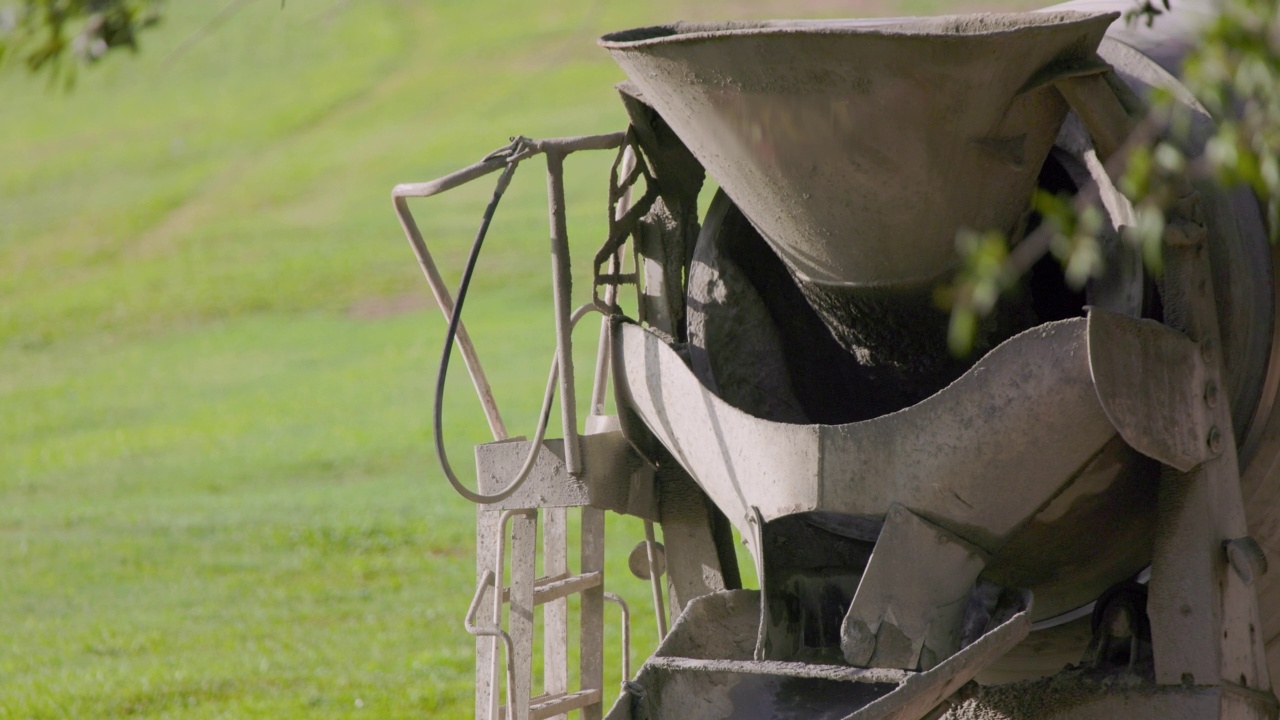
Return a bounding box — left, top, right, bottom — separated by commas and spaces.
643, 520, 669, 640
1054, 73, 1136, 163
392, 134, 627, 202
1149, 221, 1271, 691
545, 150, 583, 476
394, 192, 508, 441
590, 145, 636, 417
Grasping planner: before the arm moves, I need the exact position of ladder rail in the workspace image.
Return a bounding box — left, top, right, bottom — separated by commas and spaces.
465, 570, 518, 720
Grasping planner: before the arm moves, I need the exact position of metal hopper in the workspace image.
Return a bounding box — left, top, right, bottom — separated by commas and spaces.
599, 13, 1115, 290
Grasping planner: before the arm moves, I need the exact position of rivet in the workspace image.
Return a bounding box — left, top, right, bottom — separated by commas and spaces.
1201, 339, 1216, 363
1205, 381, 1219, 408
1208, 426, 1223, 454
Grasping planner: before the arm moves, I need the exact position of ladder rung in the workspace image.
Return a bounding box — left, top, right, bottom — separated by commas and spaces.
507, 689, 602, 720
500, 571, 603, 607
534, 571, 602, 605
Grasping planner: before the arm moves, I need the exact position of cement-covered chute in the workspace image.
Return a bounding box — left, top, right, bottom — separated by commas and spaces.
393, 4, 1280, 719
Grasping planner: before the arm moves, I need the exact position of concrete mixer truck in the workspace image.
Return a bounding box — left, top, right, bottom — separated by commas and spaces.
392, 2, 1280, 717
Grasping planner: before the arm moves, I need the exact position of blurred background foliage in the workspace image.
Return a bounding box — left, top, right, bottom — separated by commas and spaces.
6, 0, 1272, 716
945, 0, 1279, 354
0, 0, 163, 81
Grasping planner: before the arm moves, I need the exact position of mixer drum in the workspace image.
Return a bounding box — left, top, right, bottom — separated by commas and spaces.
602, 9, 1280, 685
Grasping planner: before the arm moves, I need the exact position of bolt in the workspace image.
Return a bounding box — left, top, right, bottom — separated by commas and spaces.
1205, 381, 1219, 408
1208, 426, 1223, 454
1224, 537, 1269, 586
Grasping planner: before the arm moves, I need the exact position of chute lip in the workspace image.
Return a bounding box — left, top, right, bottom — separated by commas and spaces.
599, 11, 1120, 49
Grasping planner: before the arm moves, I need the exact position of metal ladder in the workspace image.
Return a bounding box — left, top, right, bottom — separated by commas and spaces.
393, 131, 642, 720
468, 505, 613, 720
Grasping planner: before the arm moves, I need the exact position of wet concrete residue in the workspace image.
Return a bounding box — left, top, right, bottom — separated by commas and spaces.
946, 668, 1154, 720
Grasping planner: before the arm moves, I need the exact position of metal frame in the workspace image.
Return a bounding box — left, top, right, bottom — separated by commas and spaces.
391, 132, 625, 456
395, 132, 653, 720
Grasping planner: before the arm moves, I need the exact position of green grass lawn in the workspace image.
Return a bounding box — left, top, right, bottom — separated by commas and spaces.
1, 0, 1039, 717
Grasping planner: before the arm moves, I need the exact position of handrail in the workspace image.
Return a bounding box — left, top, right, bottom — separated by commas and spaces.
391, 132, 626, 504
465, 570, 517, 720
604, 592, 632, 688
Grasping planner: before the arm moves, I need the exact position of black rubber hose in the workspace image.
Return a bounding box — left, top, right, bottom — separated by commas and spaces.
433, 160, 521, 503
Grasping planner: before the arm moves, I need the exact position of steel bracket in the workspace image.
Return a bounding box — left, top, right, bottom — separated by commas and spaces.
474, 431, 659, 521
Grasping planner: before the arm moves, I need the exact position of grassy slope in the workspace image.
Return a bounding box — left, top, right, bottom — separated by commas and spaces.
0, 0, 1039, 717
